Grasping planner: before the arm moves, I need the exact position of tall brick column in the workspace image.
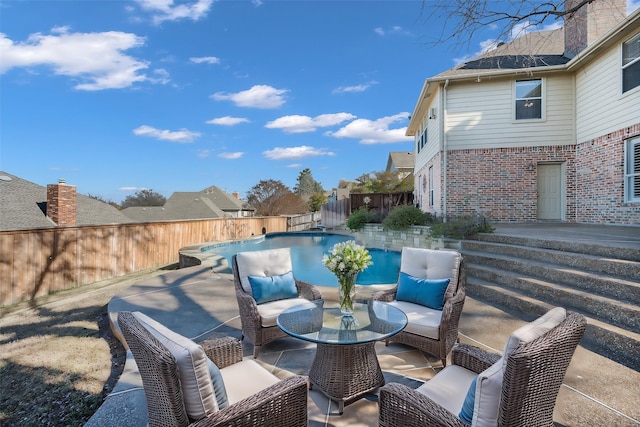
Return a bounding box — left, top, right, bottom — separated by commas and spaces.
47, 179, 77, 226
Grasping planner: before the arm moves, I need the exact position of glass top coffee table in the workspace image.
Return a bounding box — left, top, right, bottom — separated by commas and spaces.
277, 299, 407, 414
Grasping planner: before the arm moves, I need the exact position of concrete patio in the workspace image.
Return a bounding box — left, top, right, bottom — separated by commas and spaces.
88, 258, 640, 426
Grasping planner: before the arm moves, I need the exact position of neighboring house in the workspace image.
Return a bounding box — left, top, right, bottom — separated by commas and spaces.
0, 171, 131, 231
408, 1, 640, 225
121, 185, 254, 222
386, 152, 415, 179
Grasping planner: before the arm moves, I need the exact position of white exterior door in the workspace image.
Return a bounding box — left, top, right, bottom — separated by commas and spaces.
537, 164, 563, 220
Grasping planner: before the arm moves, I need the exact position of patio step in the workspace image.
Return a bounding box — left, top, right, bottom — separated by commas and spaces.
460, 235, 640, 371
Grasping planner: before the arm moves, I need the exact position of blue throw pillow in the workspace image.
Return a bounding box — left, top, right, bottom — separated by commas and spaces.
459, 375, 477, 424
206, 358, 229, 409
395, 272, 450, 310
248, 271, 298, 304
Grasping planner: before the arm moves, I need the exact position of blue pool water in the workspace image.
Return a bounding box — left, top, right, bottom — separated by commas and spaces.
203, 232, 400, 287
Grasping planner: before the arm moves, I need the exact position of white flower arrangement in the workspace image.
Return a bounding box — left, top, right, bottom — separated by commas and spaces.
322, 240, 373, 277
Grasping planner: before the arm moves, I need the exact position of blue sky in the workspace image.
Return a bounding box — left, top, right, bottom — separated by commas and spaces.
1, 1, 638, 203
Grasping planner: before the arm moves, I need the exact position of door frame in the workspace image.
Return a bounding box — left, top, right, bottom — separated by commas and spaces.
536, 162, 566, 221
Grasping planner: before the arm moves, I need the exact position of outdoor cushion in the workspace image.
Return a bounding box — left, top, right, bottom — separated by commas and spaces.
235, 248, 294, 295
131, 311, 218, 419
220, 359, 280, 404
400, 247, 460, 298
459, 376, 477, 424
248, 271, 298, 304
396, 272, 450, 310
257, 297, 314, 327
469, 307, 568, 427
415, 364, 477, 416
387, 300, 443, 339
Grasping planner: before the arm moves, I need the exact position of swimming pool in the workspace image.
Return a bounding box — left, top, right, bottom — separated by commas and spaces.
203, 232, 401, 287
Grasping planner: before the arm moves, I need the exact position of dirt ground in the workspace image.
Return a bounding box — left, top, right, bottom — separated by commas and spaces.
0, 266, 174, 426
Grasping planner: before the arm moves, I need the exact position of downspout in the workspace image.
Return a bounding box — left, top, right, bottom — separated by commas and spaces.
442, 79, 449, 222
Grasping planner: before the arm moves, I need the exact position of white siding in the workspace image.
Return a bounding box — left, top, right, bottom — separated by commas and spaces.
445, 76, 575, 150
576, 40, 640, 142
415, 88, 442, 172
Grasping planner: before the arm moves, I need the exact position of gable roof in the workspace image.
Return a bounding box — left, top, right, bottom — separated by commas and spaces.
121, 184, 252, 222
0, 171, 131, 231
386, 152, 415, 172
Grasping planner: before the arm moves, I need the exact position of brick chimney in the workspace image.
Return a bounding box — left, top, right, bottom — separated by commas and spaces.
232, 192, 240, 199
47, 179, 77, 226
564, 0, 627, 58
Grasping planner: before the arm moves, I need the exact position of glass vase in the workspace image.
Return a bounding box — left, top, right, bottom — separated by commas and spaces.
338, 273, 357, 316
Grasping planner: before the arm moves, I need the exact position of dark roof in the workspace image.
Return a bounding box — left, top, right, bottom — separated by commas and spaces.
436, 28, 570, 79
0, 171, 131, 231
121, 185, 251, 223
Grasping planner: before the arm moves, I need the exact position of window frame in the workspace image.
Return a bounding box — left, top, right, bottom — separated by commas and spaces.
513, 78, 544, 121
622, 32, 640, 94
624, 136, 640, 203
428, 166, 434, 207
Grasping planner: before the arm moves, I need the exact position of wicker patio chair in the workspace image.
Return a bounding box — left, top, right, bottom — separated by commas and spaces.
378, 309, 587, 427
232, 247, 322, 357
118, 311, 309, 427
372, 247, 465, 366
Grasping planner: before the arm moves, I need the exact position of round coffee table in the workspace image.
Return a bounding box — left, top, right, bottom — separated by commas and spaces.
277, 299, 407, 414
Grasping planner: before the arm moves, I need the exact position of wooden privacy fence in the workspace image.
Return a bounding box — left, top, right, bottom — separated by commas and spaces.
0, 217, 287, 306
350, 192, 414, 218
286, 212, 321, 231
321, 198, 351, 227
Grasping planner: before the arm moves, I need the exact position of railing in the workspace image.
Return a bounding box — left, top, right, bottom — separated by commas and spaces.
0, 217, 287, 306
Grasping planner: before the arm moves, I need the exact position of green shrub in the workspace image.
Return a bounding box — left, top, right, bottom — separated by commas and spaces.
429, 214, 495, 239
382, 205, 429, 230
346, 207, 375, 231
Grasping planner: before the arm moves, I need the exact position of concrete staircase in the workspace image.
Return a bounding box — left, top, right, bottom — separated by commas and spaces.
459, 232, 640, 371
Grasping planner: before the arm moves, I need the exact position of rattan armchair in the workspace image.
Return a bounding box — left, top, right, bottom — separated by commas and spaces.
232, 248, 322, 357
372, 247, 466, 366
118, 311, 309, 427
378, 311, 587, 427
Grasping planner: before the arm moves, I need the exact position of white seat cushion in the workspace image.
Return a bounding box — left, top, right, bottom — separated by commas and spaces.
235, 248, 294, 295
257, 297, 313, 327
220, 360, 280, 404
400, 247, 461, 296
416, 365, 476, 416
388, 300, 443, 339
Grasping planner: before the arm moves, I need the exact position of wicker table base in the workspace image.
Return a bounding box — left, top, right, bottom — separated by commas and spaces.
308, 341, 385, 414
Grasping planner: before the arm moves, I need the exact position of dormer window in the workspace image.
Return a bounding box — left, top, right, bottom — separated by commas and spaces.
623, 32, 640, 93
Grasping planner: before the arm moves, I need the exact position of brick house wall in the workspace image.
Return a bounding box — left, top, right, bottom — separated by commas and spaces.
575, 124, 640, 224
445, 146, 577, 222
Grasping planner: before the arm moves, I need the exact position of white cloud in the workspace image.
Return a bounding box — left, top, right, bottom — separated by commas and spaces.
263, 146, 335, 160
265, 113, 355, 134
206, 116, 250, 126
133, 125, 201, 143
119, 186, 146, 192
326, 113, 412, 144
219, 152, 244, 159
196, 149, 212, 158
332, 81, 378, 94
0, 28, 152, 90
211, 84, 288, 109
286, 163, 303, 168
374, 26, 410, 36
190, 56, 220, 64
133, 0, 214, 25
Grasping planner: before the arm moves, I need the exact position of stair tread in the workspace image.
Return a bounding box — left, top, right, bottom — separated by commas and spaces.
466, 263, 640, 311
461, 247, 640, 284
467, 277, 640, 340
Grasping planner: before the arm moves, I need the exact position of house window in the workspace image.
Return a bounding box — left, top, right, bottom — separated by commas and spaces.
428, 166, 434, 207
514, 79, 542, 120
623, 32, 640, 93
625, 137, 640, 202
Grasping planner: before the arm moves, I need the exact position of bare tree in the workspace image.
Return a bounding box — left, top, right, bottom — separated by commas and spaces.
422, 0, 596, 49
121, 189, 166, 208
246, 179, 308, 216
